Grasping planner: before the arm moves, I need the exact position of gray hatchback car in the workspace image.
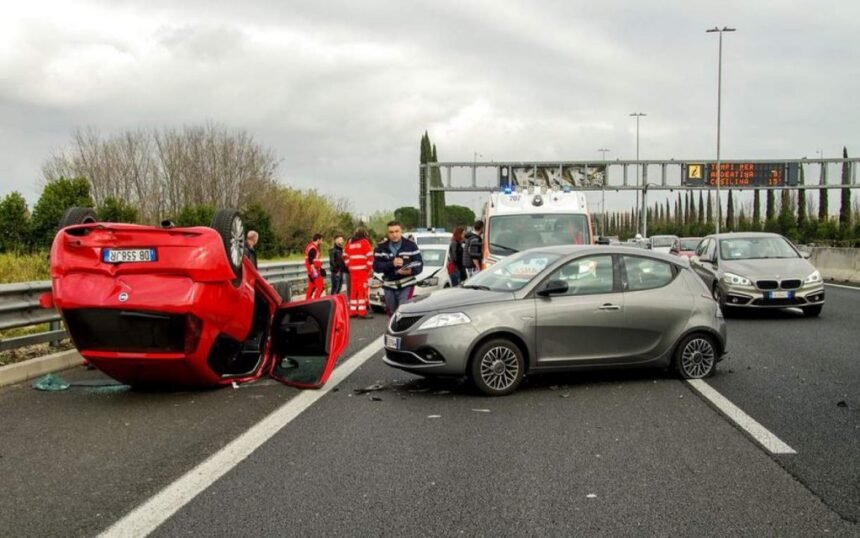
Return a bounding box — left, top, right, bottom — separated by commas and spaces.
383, 246, 728, 396
689, 232, 825, 317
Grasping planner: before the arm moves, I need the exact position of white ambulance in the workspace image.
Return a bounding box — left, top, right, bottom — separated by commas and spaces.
481, 186, 593, 268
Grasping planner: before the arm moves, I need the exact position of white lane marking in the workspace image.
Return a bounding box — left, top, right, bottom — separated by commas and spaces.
99, 336, 385, 538
824, 282, 860, 291
687, 379, 796, 455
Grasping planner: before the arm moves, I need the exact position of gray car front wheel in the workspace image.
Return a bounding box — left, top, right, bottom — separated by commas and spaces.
470, 338, 525, 396
674, 333, 717, 379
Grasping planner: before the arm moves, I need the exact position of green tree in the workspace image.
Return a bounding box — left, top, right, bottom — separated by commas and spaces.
174, 204, 215, 227
444, 205, 476, 230
31, 177, 94, 249
242, 203, 277, 258
766, 190, 775, 221
0, 191, 31, 253
97, 197, 139, 223
430, 144, 446, 228
840, 146, 851, 230
394, 206, 420, 230
819, 174, 828, 221
706, 191, 713, 225
698, 191, 705, 224
753, 189, 762, 230
726, 190, 735, 230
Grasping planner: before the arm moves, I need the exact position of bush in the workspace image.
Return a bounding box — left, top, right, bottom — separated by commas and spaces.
30, 177, 94, 249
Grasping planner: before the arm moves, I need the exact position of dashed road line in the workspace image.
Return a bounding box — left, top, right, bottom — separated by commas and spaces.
687, 378, 796, 455
824, 282, 860, 291
99, 336, 385, 538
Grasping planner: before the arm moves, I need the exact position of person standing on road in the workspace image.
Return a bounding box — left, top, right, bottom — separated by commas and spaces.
344, 228, 374, 318
448, 226, 467, 286
373, 220, 423, 316
245, 230, 259, 269
329, 234, 347, 295
304, 233, 325, 300
462, 220, 484, 277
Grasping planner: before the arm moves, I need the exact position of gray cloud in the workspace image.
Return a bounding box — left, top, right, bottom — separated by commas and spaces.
1, 0, 858, 218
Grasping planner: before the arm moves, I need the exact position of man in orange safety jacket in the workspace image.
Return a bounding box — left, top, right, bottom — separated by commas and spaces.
344, 228, 374, 318
304, 233, 325, 300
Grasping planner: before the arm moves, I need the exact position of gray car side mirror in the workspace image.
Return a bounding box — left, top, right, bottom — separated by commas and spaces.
537, 279, 569, 297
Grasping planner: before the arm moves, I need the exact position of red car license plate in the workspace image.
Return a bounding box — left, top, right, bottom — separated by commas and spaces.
102, 248, 157, 263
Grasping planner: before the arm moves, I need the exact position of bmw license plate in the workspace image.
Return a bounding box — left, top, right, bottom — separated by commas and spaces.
768, 290, 792, 299
103, 248, 157, 263
385, 335, 401, 350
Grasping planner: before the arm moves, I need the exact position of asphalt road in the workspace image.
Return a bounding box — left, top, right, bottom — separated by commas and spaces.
1, 288, 859, 536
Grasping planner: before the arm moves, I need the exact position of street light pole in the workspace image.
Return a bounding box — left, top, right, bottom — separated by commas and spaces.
598, 148, 610, 236
707, 26, 736, 235
629, 112, 646, 235
472, 151, 483, 187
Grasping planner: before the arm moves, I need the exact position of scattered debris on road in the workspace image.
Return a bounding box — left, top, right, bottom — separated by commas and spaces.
471, 408, 491, 413
837, 400, 848, 408
32, 374, 69, 391
354, 382, 386, 394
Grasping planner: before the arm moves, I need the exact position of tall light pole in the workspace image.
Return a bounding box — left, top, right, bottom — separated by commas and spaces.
707, 26, 736, 235
629, 112, 646, 235
597, 148, 610, 236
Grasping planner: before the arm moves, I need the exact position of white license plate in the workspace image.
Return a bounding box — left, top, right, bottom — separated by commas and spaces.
103, 248, 157, 263
385, 335, 401, 350
769, 291, 791, 299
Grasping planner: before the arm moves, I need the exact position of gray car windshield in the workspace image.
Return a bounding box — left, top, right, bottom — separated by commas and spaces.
420, 249, 446, 266
488, 214, 590, 255
651, 236, 676, 248
463, 251, 562, 292
680, 239, 700, 250
719, 237, 799, 260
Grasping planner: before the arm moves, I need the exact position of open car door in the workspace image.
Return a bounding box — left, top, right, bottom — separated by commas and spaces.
268, 295, 349, 388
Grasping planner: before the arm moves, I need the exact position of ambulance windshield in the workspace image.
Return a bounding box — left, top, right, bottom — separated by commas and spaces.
488, 213, 590, 255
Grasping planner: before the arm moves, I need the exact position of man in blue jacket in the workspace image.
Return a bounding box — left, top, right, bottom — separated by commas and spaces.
373, 220, 423, 316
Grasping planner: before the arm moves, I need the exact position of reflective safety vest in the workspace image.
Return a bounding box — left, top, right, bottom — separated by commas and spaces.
344, 238, 373, 274
304, 241, 322, 276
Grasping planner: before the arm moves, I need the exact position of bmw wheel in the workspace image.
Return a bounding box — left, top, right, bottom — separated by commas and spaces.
674, 333, 717, 379
470, 338, 525, 396
210, 209, 245, 282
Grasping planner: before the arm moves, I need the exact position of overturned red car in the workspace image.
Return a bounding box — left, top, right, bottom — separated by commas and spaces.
41, 207, 349, 389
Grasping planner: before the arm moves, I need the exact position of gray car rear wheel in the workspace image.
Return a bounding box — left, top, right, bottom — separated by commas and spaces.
469, 338, 525, 396
674, 333, 717, 379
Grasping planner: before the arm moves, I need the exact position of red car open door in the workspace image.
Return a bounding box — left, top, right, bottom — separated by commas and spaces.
268, 295, 350, 388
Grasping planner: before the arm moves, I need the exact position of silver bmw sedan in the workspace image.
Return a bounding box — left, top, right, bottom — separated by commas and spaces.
383, 245, 728, 396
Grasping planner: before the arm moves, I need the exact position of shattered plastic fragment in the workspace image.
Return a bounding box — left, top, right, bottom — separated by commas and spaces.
32, 374, 70, 391
837, 400, 848, 408
586, 494, 597, 499
370, 395, 383, 402
354, 382, 385, 394
232, 381, 239, 389
471, 408, 491, 413
427, 415, 442, 419
560, 393, 571, 399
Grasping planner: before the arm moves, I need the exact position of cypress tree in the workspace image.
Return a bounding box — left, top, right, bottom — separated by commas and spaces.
684, 193, 690, 225
698, 191, 705, 224
430, 144, 446, 228
819, 161, 829, 221
766, 189, 776, 221
726, 190, 735, 230
706, 191, 713, 224
753, 189, 762, 230
840, 146, 851, 229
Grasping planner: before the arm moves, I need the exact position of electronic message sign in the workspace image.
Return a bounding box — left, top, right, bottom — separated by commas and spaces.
683, 162, 800, 187
499, 165, 607, 189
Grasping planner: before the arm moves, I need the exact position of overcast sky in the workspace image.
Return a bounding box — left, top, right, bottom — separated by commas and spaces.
2, 0, 858, 218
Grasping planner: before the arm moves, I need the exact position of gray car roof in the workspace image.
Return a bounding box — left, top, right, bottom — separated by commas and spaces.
527, 245, 690, 265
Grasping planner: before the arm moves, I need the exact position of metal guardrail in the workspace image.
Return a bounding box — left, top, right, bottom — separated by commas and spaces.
0, 260, 329, 353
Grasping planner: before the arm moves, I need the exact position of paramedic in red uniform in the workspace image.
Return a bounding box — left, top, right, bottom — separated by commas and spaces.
304, 233, 325, 300
344, 228, 374, 318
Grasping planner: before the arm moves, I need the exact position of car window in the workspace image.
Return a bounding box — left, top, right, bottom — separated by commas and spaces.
420, 249, 446, 265
543, 255, 615, 296
681, 238, 701, 251
623, 256, 675, 291
415, 236, 450, 245
695, 239, 708, 257
718, 236, 799, 260
465, 250, 562, 292
705, 239, 716, 259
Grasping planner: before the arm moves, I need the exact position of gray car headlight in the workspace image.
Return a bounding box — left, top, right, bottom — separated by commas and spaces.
417, 277, 439, 287
722, 272, 752, 286
804, 270, 821, 285
417, 312, 471, 330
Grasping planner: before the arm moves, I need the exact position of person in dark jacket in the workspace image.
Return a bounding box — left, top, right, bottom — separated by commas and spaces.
329, 234, 347, 295
462, 220, 484, 276
372, 220, 423, 316
245, 230, 259, 269
448, 226, 467, 286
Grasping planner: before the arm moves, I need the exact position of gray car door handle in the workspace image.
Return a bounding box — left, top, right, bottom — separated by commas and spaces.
599, 304, 621, 311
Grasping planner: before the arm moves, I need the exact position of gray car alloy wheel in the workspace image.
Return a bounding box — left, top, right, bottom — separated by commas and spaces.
479, 346, 520, 391
229, 215, 244, 268
679, 337, 716, 378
